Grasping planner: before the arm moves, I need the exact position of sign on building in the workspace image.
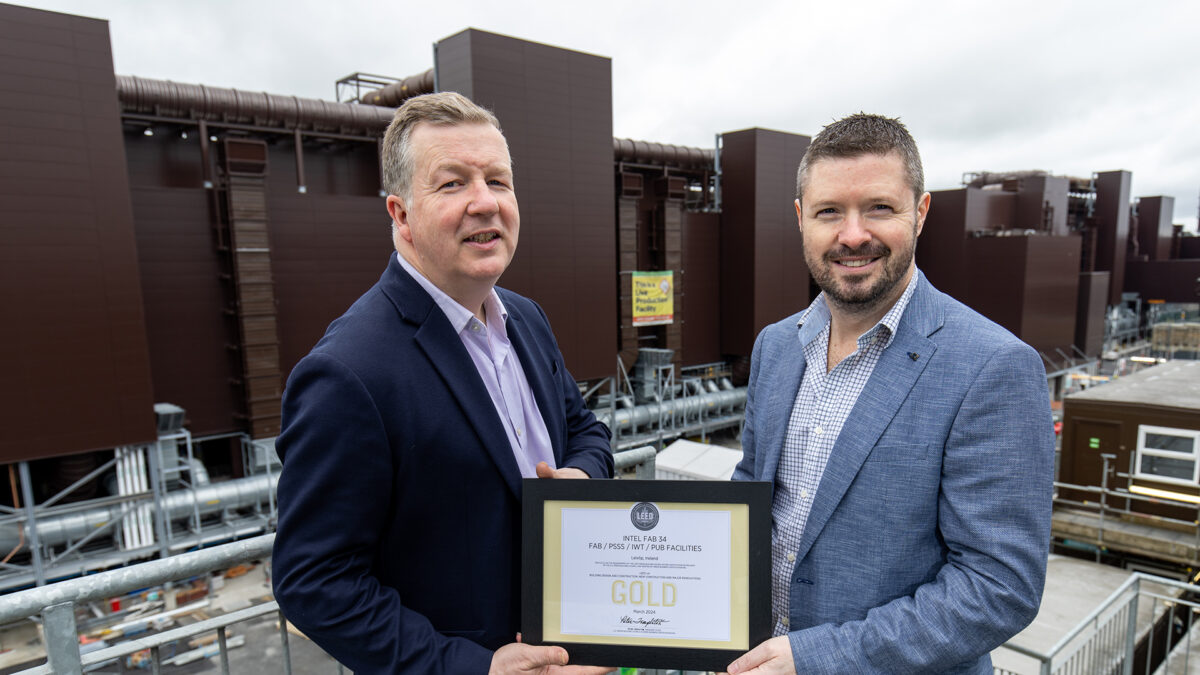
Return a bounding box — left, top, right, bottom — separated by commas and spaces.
632, 271, 674, 326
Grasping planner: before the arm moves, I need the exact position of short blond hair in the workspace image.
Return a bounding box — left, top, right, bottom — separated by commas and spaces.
381, 92, 503, 201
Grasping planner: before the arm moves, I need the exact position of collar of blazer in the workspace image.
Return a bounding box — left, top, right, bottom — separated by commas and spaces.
767, 270, 946, 563
377, 254, 535, 499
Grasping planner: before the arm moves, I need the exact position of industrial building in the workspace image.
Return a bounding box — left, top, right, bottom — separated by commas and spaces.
1, 1, 1199, 592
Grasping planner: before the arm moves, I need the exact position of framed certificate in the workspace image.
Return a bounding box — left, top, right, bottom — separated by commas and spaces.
522, 478, 772, 671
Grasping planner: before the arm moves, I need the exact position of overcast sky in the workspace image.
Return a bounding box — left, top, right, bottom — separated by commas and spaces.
19, 0, 1200, 231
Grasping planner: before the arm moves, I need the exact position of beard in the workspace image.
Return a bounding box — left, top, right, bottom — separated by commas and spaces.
805, 225, 917, 315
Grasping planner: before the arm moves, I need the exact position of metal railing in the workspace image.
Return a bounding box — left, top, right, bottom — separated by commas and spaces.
0, 533, 344, 674
1053, 454, 1200, 564
0, 431, 279, 593
993, 571, 1200, 675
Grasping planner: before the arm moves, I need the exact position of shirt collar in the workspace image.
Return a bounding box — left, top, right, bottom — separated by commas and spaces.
796, 269, 919, 349
396, 252, 508, 334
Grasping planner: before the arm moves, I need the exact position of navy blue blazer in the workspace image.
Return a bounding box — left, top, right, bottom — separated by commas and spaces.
272, 255, 613, 674
734, 272, 1054, 674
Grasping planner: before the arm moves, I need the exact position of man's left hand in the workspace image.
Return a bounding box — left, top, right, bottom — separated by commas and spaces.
724, 635, 795, 674
535, 461, 588, 479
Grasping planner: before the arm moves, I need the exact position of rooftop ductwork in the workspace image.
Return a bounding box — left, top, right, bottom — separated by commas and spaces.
356, 68, 436, 108
613, 138, 714, 172
116, 75, 395, 134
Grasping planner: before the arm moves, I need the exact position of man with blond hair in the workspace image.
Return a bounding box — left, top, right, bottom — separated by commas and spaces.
272, 92, 613, 674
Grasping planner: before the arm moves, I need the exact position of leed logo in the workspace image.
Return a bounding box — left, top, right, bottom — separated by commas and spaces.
630, 502, 659, 531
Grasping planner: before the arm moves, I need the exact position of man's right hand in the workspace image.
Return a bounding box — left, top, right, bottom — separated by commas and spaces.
489, 642, 613, 674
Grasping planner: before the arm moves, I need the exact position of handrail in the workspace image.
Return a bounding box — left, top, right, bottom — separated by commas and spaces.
0, 534, 273, 624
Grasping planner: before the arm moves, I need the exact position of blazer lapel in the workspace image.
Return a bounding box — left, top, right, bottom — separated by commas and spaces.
758, 332, 809, 483
793, 275, 943, 562
382, 256, 524, 499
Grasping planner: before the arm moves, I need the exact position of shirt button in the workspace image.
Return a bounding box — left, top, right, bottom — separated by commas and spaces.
813, 426, 823, 435
782, 617, 790, 627
470, 323, 481, 333
800, 489, 808, 499
787, 553, 796, 562
516, 428, 523, 437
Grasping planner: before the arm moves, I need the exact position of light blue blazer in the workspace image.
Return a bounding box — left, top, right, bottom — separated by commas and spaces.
733, 271, 1053, 674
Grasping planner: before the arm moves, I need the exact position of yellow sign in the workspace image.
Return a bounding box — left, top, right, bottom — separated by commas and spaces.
632, 271, 673, 326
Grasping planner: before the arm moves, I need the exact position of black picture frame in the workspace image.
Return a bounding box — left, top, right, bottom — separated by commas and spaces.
522, 478, 772, 671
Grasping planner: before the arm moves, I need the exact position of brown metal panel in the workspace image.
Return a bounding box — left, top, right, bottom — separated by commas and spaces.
681, 211, 721, 365
1016, 175, 1069, 235
1076, 272, 1111, 357
718, 130, 758, 358
1124, 260, 1200, 303
263, 141, 393, 380
1094, 170, 1132, 305
436, 29, 616, 381
1019, 235, 1081, 357
965, 236, 1028, 338
917, 188, 969, 302
1136, 196, 1175, 261
967, 189, 1017, 232
719, 128, 811, 359
966, 235, 1081, 357
126, 178, 239, 436
0, 4, 156, 462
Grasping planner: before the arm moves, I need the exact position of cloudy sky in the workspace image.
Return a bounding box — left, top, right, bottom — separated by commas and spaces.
20, 0, 1200, 230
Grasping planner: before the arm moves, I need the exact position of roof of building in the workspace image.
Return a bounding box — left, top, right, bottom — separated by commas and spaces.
1067, 360, 1200, 411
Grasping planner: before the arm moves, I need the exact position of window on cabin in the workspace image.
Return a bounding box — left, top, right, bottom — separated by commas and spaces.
1135, 425, 1200, 486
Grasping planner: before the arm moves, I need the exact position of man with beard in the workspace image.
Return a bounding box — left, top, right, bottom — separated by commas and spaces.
726, 114, 1053, 674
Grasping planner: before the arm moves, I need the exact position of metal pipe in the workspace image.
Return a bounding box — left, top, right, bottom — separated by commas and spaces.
357, 68, 435, 108
613, 446, 657, 480
0, 474, 279, 552
116, 75, 394, 134
18, 462, 44, 586
612, 138, 714, 171
594, 388, 746, 432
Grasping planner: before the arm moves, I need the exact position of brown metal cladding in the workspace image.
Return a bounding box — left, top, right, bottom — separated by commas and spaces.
965, 235, 1081, 357
1075, 272, 1110, 357
0, 4, 156, 462
1136, 196, 1175, 261
435, 29, 616, 381
265, 141, 392, 381
124, 124, 387, 439
122, 123, 241, 437
917, 188, 970, 302
1124, 259, 1200, 303
1093, 170, 1132, 305
681, 211, 721, 364
718, 128, 811, 358
964, 237, 1027, 338
1018, 235, 1081, 356
616, 186, 640, 369
1015, 175, 1069, 235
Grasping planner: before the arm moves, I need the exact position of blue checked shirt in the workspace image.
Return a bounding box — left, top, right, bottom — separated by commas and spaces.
771, 274, 918, 636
